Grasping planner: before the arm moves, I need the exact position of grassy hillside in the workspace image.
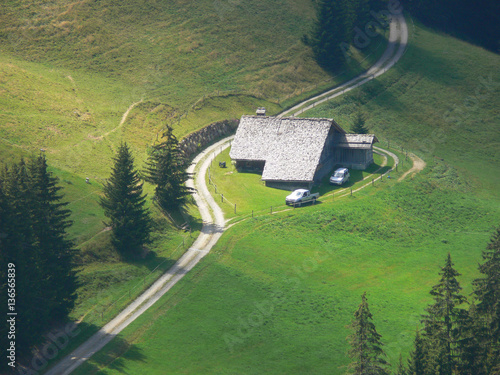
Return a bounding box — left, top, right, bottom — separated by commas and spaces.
303, 21, 500, 198
0, 1, 388, 371
73, 168, 499, 375
69, 20, 500, 374
0, 0, 388, 107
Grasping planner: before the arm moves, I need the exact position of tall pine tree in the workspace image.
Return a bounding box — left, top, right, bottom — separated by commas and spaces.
310, 0, 385, 71
143, 126, 193, 211
455, 302, 489, 375
0, 156, 77, 372
472, 227, 500, 373
311, 0, 357, 71
28, 155, 77, 320
346, 292, 390, 375
421, 253, 467, 375
100, 143, 152, 258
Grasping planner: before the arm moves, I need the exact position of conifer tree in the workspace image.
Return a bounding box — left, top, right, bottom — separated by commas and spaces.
455, 302, 489, 375
421, 253, 467, 375
472, 227, 500, 372
1, 162, 48, 346
310, 0, 383, 71
143, 126, 193, 211
351, 112, 369, 134
101, 143, 152, 258
28, 154, 77, 320
406, 330, 440, 375
310, 0, 356, 71
346, 292, 390, 375
1, 156, 78, 371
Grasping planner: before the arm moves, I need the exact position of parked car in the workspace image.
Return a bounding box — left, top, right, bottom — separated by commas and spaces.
285, 189, 319, 206
329, 168, 350, 185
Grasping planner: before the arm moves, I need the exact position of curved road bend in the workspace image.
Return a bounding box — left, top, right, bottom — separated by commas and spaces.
45, 138, 229, 375
280, 13, 408, 117
46, 13, 408, 375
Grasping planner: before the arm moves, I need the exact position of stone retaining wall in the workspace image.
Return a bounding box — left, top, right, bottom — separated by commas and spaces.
179, 119, 239, 159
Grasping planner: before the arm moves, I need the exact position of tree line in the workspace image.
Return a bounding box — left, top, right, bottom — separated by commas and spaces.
346, 227, 500, 374
0, 155, 77, 372
0, 125, 191, 371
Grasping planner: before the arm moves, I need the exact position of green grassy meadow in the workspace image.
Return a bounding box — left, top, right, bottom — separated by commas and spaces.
303, 20, 500, 199
207, 148, 396, 220
74, 167, 499, 374
69, 19, 500, 375
1, 0, 498, 372
0, 0, 394, 371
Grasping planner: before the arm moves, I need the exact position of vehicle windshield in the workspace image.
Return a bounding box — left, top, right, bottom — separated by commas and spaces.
291, 191, 303, 197
334, 171, 344, 177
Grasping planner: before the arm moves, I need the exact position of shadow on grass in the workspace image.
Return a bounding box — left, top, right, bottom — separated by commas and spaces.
79, 333, 147, 374
19, 321, 145, 375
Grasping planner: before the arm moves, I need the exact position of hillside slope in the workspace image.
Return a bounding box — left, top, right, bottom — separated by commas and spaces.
304, 21, 500, 198
68, 21, 500, 375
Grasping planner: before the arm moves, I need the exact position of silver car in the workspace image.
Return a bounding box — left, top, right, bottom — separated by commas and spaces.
329, 168, 350, 185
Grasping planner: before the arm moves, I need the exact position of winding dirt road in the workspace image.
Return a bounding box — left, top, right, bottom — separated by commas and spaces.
45, 12, 409, 375
280, 12, 408, 117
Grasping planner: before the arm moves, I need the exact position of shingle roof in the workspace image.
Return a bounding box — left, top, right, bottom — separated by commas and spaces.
230, 116, 345, 182
335, 134, 379, 149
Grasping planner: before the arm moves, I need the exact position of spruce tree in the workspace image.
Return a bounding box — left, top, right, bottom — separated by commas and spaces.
351, 112, 369, 134
143, 126, 193, 211
311, 0, 357, 71
28, 155, 78, 320
346, 292, 390, 375
1, 162, 47, 349
421, 253, 467, 375
1, 156, 78, 370
100, 143, 152, 258
455, 302, 489, 375
406, 329, 441, 375
472, 227, 500, 372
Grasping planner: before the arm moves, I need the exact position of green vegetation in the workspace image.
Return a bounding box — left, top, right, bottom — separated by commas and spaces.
405, 0, 499, 53
350, 112, 369, 134
0, 156, 77, 372
73, 167, 500, 374
143, 126, 194, 211
100, 143, 152, 258
396, 232, 500, 375
309, 0, 387, 71
69, 20, 500, 375
207, 147, 394, 220
0, 1, 393, 371
303, 22, 500, 199
346, 292, 390, 375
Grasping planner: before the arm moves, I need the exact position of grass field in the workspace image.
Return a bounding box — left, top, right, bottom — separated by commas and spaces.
68, 19, 500, 374
303, 20, 500, 199
0, 0, 393, 371
0, 0, 390, 178
206, 147, 398, 220
74, 166, 499, 375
